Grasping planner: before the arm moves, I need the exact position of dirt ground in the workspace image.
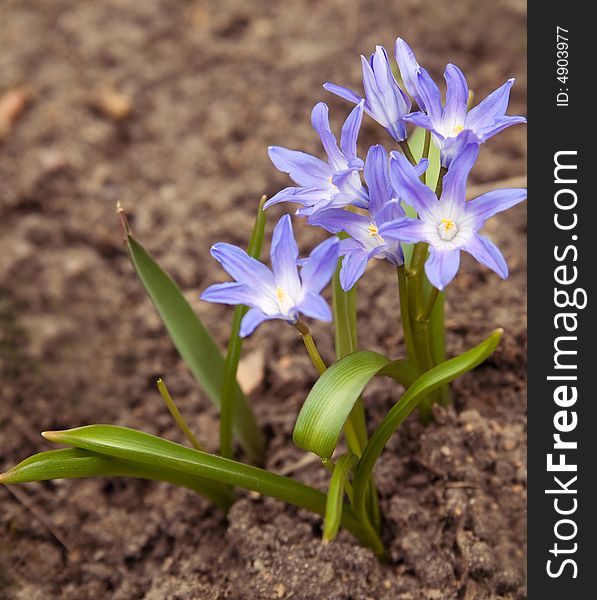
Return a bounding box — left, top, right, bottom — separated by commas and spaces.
0, 1, 526, 598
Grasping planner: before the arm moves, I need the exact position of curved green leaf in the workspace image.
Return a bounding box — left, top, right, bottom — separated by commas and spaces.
34, 424, 384, 554
293, 351, 390, 459
352, 329, 503, 517
0, 448, 234, 510
379, 358, 417, 388
126, 235, 264, 464
323, 454, 357, 543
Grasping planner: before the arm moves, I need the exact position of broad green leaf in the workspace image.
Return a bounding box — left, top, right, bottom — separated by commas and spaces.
220, 196, 267, 459
323, 454, 357, 543
352, 329, 503, 517
126, 235, 264, 464
293, 353, 416, 460
293, 351, 391, 459
0, 448, 234, 510
379, 358, 417, 388
36, 424, 384, 554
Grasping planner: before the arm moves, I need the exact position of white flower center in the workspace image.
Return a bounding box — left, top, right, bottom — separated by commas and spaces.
275, 287, 293, 314
367, 223, 379, 236
451, 124, 464, 137
438, 218, 458, 241
367, 223, 385, 245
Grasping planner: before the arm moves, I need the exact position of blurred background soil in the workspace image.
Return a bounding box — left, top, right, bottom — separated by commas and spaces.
0, 1, 526, 598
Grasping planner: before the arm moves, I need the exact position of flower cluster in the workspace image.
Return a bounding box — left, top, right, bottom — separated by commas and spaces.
203, 37, 526, 336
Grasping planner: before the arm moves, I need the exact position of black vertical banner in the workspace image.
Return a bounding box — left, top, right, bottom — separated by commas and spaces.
528, 1, 595, 596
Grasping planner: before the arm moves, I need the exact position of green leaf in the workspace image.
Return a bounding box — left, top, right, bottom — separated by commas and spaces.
379, 358, 417, 388
409, 126, 441, 185
220, 196, 267, 459
126, 235, 264, 464
293, 351, 390, 459
34, 424, 384, 554
323, 454, 357, 543
352, 329, 503, 517
0, 448, 235, 510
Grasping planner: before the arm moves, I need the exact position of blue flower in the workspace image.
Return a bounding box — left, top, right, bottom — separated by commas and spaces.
265, 102, 367, 218
310, 145, 427, 291
324, 46, 411, 142
379, 145, 527, 291
404, 63, 526, 167
201, 215, 339, 336
394, 37, 433, 113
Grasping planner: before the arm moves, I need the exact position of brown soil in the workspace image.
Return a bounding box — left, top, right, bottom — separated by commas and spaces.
0, 1, 526, 598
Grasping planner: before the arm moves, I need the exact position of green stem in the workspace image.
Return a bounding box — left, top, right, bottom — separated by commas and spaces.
409, 243, 428, 310
323, 456, 354, 504
397, 266, 418, 370
432, 167, 452, 406
332, 266, 368, 453
399, 140, 417, 166
407, 243, 437, 423
435, 166, 448, 197
419, 287, 439, 323
295, 321, 327, 375
219, 196, 267, 459
421, 130, 432, 184
157, 379, 204, 451
331, 265, 380, 533
219, 306, 247, 459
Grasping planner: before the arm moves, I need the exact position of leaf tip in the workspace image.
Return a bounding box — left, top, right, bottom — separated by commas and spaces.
41, 430, 61, 442
0, 465, 18, 484
117, 201, 132, 237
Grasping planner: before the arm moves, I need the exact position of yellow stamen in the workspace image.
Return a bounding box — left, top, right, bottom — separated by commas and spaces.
452, 124, 464, 135
276, 287, 286, 302
441, 218, 456, 231
367, 224, 380, 237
